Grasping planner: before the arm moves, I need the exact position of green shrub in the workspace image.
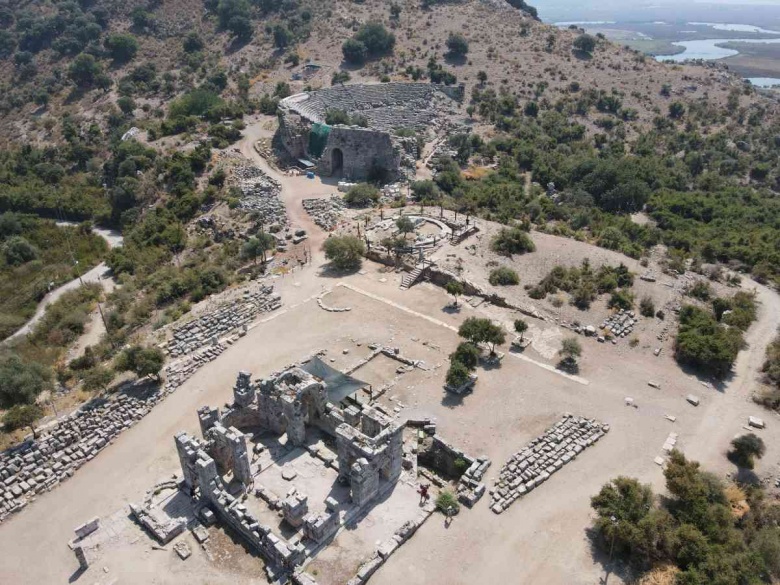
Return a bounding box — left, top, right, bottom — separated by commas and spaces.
344, 183, 379, 207
435, 490, 460, 514
489, 266, 519, 286
451, 342, 480, 371
608, 290, 634, 310
686, 281, 712, 301
0, 355, 52, 408
445, 360, 470, 388
639, 296, 655, 317
491, 227, 535, 256
114, 345, 165, 380
675, 305, 743, 378
322, 235, 365, 271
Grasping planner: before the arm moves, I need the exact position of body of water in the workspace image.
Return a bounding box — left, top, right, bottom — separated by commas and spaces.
748, 77, 780, 87
554, 20, 616, 27
689, 22, 780, 34
656, 37, 780, 61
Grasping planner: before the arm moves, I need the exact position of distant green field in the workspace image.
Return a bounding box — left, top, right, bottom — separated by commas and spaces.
0, 215, 108, 340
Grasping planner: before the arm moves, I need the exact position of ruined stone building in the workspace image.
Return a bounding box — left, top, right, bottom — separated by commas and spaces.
173, 366, 405, 574
277, 82, 462, 181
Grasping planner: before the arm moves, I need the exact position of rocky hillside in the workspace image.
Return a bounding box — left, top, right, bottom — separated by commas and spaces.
0, 0, 774, 147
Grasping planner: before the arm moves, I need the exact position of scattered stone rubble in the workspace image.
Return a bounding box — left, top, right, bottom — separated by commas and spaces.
0, 393, 163, 524
302, 196, 345, 231
163, 342, 228, 392
343, 507, 434, 585
600, 309, 638, 340
233, 165, 287, 227
489, 414, 609, 514
164, 285, 280, 357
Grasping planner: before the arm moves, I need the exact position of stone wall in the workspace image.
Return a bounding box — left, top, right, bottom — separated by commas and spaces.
318, 126, 402, 182
0, 392, 163, 524
164, 284, 280, 357
194, 449, 306, 574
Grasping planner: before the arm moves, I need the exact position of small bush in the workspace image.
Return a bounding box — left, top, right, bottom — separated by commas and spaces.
608, 290, 634, 310
491, 227, 535, 257
639, 296, 655, 317
686, 281, 712, 302
489, 266, 519, 286
435, 490, 460, 515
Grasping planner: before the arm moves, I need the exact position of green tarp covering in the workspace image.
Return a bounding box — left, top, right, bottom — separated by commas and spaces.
308, 123, 331, 158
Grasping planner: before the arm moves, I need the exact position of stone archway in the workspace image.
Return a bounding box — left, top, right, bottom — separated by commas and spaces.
331, 148, 344, 176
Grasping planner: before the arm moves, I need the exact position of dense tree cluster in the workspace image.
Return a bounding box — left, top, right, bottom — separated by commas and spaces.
454, 82, 780, 283
342, 22, 395, 64
675, 305, 745, 378
591, 451, 780, 584
529, 259, 633, 309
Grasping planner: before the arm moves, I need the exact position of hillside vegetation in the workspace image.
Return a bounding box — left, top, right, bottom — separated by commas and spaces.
0, 0, 779, 433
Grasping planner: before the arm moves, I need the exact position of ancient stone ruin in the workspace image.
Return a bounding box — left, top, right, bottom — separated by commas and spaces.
0, 391, 164, 523
490, 414, 609, 514
277, 83, 461, 181
170, 365, 406, 578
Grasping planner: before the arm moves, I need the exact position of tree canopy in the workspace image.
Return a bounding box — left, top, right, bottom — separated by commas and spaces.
458, 317, 506, 354
446, 33, 469, 57
322, 235, 365, 271
591, 451, 780, 583
0, 354, 52, 408
115, 345, 165, 380
342, 22, 395, 64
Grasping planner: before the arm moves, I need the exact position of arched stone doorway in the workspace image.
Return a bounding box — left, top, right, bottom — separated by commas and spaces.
331, 148, 344, 176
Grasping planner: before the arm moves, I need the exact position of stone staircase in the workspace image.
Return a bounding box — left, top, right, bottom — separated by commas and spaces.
400, 264, 425, 290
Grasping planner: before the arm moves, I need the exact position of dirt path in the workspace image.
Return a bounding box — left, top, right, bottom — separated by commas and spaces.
3, 224, 123, 345
238, 118, 336, 258
686, 282, 780, 470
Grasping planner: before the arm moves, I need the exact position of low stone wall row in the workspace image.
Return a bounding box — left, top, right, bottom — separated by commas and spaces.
0, 392, 164, 524
163, 342, 228, 392
490, 414, 609, 514
165, 285, 281, 357
345, 506, 434, 585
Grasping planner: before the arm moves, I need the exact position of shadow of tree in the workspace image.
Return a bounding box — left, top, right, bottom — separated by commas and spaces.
440, 389, 467, 408
584, 526, 638, 585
